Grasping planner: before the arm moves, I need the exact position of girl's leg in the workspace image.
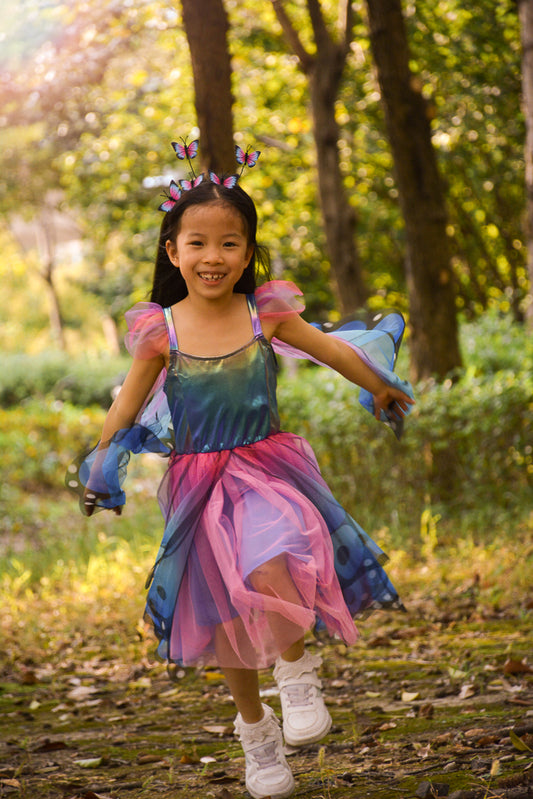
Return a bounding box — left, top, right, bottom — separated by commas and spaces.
249, 554, 331, 747
248, 553, 306, 659
223, 667, 262, 723
224, 666, 295, 798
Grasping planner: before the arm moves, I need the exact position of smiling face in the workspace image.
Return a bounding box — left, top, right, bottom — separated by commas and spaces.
165, 201, 254, 301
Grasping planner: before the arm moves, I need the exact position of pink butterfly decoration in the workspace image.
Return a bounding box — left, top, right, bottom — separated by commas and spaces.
171, 139, 199, 161
235, 145, 261, 168
179, 174, 204, 191
158, 179, 182, 212
209, 172, 238, 188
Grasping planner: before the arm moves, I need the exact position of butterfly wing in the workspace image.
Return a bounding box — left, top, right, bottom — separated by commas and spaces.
209, 171, 222, 185
158, 199, 176, 212
235, 145, 260, 168
168, 180, 181, 201
244, 149, 260, 167
180, 174, 204, 191
172, 139, 199, 160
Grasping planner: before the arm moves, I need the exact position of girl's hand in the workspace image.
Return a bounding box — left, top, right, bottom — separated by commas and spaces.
372, 386, 415, 423
83, 487, 122, 517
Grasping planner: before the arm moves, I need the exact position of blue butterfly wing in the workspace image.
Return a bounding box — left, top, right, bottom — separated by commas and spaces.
186, 140, 199, 159
245, 150, 260, 167
171, 141, 187, 159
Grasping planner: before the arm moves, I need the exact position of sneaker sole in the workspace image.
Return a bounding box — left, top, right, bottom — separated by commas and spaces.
283, 713, 332, 747
246, 773, 295, 799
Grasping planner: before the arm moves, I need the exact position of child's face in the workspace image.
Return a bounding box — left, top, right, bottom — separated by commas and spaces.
166, 202, 253, 300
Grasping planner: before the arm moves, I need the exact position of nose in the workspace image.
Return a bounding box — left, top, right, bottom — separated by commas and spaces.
202, 246, 223, 264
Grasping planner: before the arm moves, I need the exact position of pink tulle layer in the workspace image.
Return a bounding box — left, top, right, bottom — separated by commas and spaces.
146, 431, 359, 670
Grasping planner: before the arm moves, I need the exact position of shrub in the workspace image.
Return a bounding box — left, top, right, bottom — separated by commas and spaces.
0, 352, 130, 408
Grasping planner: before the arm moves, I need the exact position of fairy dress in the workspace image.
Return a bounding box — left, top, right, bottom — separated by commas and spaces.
68, 280, 414, 670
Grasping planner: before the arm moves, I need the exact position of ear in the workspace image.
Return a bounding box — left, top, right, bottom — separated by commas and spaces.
245, 244, 254, 267
166, 240, 179, 268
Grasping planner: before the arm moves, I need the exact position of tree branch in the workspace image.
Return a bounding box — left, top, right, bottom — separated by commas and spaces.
306, 0, 333, 52
339, 0, 355, 55
271, 0, 314, 71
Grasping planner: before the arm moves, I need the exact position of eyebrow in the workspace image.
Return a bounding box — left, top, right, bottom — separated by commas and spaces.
185, 231, 244, 238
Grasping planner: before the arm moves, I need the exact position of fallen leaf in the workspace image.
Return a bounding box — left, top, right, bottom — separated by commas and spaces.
503, 658, 532, 675
180, 753, 200, 764
74, 757, 103, 768
509, 730, 532, 752
67, 685, 98, 701
0, 779, 21, 789
464, 728, 486, 739
203, 724, 232, 736
137, 753, 167, 764
402, 691, 421, 702
34, 739, 69, 752
458, 684, 476, 700
19, 668, 38, 685
490, 759, 501, 778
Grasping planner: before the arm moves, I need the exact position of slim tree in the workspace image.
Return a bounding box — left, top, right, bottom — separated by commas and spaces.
365, 0, 462, 380
272, 0, 368, 312
518, 0, 533, 330
181, 0, 235, 173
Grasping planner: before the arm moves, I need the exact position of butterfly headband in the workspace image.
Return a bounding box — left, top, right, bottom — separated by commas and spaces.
158, 138, 261, 212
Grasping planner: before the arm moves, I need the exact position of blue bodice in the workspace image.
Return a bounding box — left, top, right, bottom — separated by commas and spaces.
162, 296, 280, 454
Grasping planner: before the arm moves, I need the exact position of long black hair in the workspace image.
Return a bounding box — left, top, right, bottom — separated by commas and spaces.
150, 179, 271, 306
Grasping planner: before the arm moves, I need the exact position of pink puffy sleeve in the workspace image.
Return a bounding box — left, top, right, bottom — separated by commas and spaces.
255, 280, 305, 321
124, 302, 168, 360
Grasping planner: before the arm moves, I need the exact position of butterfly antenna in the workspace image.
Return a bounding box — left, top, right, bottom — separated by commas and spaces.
182, 136, 198, 179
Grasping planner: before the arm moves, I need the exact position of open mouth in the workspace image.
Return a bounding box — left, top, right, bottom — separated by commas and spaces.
198, 272, 225, 282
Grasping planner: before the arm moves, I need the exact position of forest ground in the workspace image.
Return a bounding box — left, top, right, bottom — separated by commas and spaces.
1, 485, 532, 799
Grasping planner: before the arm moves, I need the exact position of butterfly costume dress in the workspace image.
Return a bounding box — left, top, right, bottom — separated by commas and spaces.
68, 281, 414, 670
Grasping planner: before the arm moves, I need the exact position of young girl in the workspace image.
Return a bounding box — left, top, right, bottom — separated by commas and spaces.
68, 147, 414, 799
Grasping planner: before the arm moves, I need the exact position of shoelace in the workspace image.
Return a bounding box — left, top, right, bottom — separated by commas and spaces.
248, 740, 282, 770
282, 682, 315, 708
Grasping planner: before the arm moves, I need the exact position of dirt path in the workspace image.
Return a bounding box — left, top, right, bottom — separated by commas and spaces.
1, 598, 532, 799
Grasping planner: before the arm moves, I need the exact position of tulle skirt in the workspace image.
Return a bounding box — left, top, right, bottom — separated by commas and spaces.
144, 431, 403, 670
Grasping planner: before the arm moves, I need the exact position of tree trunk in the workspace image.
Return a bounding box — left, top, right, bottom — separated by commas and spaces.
43, 265, 67, 351
365, 0, 462, 381
309, 47, 368, 312
272, 0, 368, 312
180, 0, 235, 173
518, 0, 533, 330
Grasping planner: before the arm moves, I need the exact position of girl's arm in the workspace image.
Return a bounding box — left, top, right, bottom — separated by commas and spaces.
270, 313, 414, 421
99, 354, 165, 444
84, 353, 165, 516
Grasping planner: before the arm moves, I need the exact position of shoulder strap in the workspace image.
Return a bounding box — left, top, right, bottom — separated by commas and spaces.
162, 307, 178, 351
247, 294, 263, 338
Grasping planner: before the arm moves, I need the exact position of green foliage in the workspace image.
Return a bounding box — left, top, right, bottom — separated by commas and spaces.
0, 313, 529, 557
0, 352, 129, 408
0, 0, 528, 352
0, 400, 105, 492
278, 312, 532, 545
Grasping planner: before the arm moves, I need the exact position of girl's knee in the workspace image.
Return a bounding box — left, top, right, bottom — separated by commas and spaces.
249, 554, 289, 593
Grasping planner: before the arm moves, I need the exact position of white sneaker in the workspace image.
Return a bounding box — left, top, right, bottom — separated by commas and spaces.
234, 703, 295, 799
273, 651, 332, 747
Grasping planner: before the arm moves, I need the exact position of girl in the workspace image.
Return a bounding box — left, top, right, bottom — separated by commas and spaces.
68, 150, 414, 799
